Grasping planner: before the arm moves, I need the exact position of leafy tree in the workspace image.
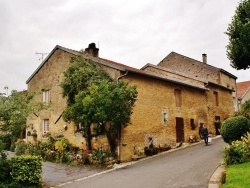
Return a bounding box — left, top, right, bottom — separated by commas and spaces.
64, 80, 137, 153
226, 0, 250, 70
61, 53, 112, 105
235, 99, 250, 118
61, 54, 138, 153
61, 54, 112, 149
0, 90, 43, 147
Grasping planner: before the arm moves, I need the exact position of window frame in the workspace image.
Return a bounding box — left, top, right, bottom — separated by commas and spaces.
43, 90, 50, 104
43, 119, 49, 134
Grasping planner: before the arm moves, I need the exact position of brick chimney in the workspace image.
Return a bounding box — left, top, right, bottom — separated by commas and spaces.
85, 43, 99, 57
202, 53, 207, 64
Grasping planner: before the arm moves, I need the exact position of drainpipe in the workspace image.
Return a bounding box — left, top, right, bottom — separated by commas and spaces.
117, 70, 128, 83
116, 70, 128, 163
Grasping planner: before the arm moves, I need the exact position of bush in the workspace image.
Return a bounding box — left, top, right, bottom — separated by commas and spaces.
89, 148, 113, 166
15, 139, 27, 156
11, 155, 42, 185
223, 132, 250, 165
0, 158, 11, 182
0, 134, 12, 150
221, 116, 250, 143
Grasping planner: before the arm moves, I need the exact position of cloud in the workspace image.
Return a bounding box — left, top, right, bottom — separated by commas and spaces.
0, 0, 249, 94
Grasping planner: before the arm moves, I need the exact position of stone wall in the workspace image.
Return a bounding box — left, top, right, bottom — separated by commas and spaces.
26, 48, 236, 162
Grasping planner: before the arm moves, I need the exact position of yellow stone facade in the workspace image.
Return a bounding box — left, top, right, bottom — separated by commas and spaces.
26, 45, 236, 162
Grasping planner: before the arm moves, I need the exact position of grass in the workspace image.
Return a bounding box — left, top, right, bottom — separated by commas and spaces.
221, 162, 250, 188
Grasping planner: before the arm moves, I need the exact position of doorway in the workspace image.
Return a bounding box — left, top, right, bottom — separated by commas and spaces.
176, 117, 184, 142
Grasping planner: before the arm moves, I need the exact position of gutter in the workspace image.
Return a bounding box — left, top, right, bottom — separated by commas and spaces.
116, 70, 128, 163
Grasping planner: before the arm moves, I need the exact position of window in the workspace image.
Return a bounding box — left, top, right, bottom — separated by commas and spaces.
43, 119, 49, 133
190, 118, 195, 130
174, 89, 182, 107
43, 90, 50, 103
214, 91, 219, 106
75, 123, 83, 132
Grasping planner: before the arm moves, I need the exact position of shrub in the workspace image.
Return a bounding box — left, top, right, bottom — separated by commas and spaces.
89, 148, 112, 166
0, 134, 12, 150
11, 155, 42, 185
15, 139, 27, 156
223, 132, 250, 165
0, 158, 11, 182
221, 116, 250, 143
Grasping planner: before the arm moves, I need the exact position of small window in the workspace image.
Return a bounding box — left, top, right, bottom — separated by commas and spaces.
43, 119, 49, 133
174, 89, 182, 107
75, 123, 83, 132
190, 119, 195, 130
214, 91, 219, 106
43, 90, 50, 103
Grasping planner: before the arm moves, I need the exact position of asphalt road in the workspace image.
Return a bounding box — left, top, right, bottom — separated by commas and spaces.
58, 137, 226, 188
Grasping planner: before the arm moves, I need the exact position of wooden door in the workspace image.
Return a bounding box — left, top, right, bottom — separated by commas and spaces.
176, 117, 184, 142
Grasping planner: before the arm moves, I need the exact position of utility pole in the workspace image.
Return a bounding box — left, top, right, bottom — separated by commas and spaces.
35, 52, 48, 62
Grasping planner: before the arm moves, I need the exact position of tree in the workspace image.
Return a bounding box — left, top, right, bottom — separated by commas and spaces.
61, 54, 138, 154
61, 53, 112, 105
74, 80, 137, 153
0, 90, 44, 148
61, 54, 113, 150
237, 99, 250, 118
226, 0, 250, 70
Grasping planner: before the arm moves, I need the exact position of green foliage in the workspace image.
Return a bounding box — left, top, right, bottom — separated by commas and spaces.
61, 54, 112, 105
0, 157, 11, 181
223, 140, 249, 165
15, 139, 27, 156
0, 134, 12, 150
54, 138, 69, 152
11, 155, 42, 185
89, 148, 113, 166
226, 0, 250, 70
236, 100, 250, 119
221, 116, 250, 143
54, 138, 71, 163
0, 90, 46, 146
61, 53, 138, 153
0, 91, 32, 138
223, 132, 250, 165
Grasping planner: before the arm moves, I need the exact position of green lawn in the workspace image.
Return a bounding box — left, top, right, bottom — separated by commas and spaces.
221, 162, 250, 188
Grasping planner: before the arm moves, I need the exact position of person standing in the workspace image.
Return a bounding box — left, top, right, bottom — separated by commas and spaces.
202, 124, 209, 145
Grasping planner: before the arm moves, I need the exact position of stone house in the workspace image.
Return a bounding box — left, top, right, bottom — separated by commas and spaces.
26, 43, 237, 161
237, 80, 250, 109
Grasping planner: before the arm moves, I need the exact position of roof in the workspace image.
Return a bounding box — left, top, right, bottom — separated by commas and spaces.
26, 45, 80, 83
141, 63, 207, 83
25, 45, 209, 91
159, 52, 237, 79
237, 80, 250, 99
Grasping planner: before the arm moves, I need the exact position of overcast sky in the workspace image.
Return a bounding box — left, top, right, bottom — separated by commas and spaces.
0, 0, 249, 95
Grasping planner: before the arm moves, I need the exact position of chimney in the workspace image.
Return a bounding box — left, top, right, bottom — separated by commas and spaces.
202, 53, 207, 64
85, 43, 99, 57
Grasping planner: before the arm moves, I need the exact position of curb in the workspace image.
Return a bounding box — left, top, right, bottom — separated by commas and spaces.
208, 165, 226, 188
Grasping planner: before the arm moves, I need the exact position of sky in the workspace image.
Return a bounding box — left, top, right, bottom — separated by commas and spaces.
0, 0, 249, 95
